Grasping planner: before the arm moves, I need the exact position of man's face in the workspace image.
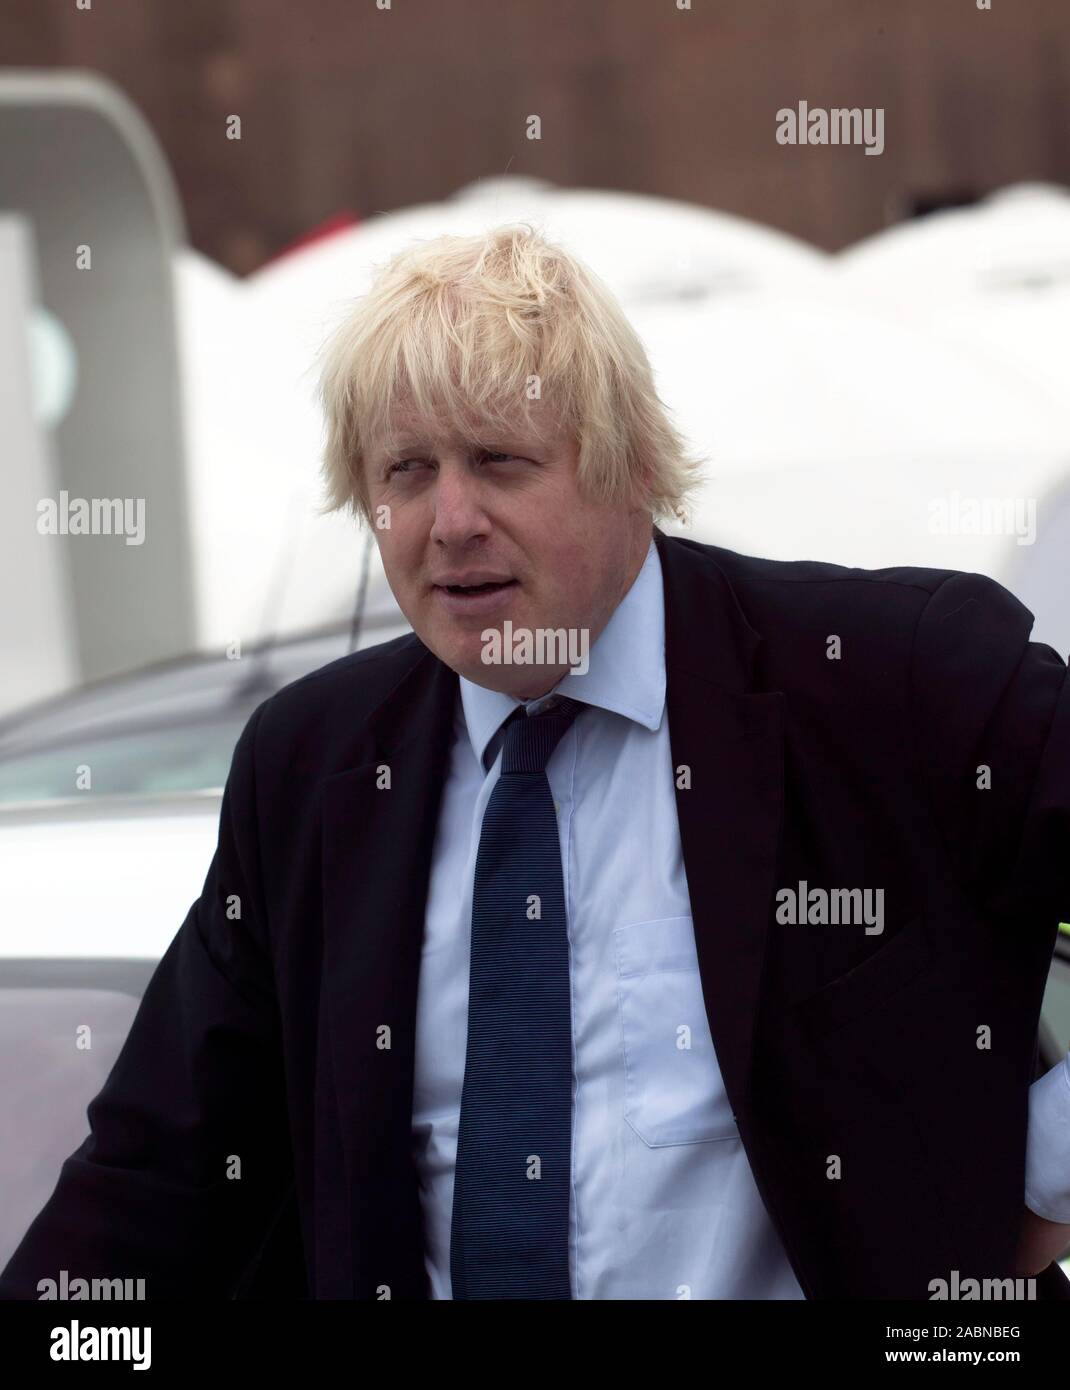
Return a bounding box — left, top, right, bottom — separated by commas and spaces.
364, 399, 651, 698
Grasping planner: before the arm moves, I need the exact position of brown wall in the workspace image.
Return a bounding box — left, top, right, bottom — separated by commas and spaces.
2, 0, 1068, 272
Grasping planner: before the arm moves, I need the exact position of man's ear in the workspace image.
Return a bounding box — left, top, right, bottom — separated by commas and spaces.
633, 457, 656, 513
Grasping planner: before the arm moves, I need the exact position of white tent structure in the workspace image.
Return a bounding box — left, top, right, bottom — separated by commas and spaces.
632, 293, 1066, 568
838, 183, 1070, 429
835, 181, 1070, 654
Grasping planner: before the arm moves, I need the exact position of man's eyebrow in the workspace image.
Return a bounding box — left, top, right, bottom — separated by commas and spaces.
379, 439, 441, 458
382, 434, 538, 456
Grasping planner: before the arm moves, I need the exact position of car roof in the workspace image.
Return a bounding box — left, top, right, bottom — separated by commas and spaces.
0, 614, 410, 759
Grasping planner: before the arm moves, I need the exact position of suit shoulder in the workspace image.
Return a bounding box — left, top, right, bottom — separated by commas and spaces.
254, 630, 426, 750
688, 536, 956, 601
682, 536, 1025, 630
668, 536, 1035, 682
720, 544, 1033, 635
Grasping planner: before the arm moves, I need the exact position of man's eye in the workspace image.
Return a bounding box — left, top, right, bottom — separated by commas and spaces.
386, 451, 520, 477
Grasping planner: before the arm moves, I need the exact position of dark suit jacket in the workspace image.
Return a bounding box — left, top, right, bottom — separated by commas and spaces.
3, 527, 1069, 1300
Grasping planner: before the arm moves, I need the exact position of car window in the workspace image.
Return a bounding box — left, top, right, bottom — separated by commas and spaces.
1042, 929, 1070, 1053
0, 717, 248, 803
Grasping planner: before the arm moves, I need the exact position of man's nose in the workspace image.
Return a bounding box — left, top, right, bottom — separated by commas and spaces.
429, 461, 489, 543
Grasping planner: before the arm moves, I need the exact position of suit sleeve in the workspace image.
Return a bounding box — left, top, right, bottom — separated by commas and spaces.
0, 698, 295, 1299
912, 569, 1070, 927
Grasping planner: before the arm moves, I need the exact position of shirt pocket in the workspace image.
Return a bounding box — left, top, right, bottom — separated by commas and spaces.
613, 915, 739, 1147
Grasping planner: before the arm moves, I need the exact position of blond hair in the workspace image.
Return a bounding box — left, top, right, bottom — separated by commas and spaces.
316, 222, 705, 526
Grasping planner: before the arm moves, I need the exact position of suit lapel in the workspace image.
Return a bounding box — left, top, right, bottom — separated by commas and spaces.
321, 641, 457, 1297
653, 527, 785, 1125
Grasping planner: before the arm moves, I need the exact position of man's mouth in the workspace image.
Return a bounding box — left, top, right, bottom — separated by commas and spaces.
437, 579, 518, 596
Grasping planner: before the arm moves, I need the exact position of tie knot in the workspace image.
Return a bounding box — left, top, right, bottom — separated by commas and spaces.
500, 694, 584, 775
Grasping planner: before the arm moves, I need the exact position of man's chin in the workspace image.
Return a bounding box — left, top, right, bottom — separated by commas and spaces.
462, 667, 563, 698
433, 640, 559, 696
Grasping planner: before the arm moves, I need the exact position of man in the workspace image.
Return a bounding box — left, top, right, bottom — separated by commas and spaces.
3, 224, 1069, 1299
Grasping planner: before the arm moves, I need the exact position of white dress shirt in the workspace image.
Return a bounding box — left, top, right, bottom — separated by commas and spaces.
410, 536, 1070, 1298
1027, 1050, 1070, 1223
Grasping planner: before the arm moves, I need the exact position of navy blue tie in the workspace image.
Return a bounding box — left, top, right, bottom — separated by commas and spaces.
450, 693, 585, 1299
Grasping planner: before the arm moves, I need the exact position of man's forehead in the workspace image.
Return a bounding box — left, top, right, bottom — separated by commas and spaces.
375, 402, 554, 453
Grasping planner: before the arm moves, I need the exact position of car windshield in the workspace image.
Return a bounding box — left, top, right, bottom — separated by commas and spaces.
0, 717, 248, 804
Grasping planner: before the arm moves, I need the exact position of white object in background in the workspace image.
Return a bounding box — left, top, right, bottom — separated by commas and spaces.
27, 305, 77, 429
837, 183, 1070, 434
173, 249, 408, 652
0, 214, 75, 715
0, 797, 220, 961
1008, 474, 1070, 662
633, 291, 1069, 655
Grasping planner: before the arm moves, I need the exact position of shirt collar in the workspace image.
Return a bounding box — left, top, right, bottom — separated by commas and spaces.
458, 534, 666, 772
